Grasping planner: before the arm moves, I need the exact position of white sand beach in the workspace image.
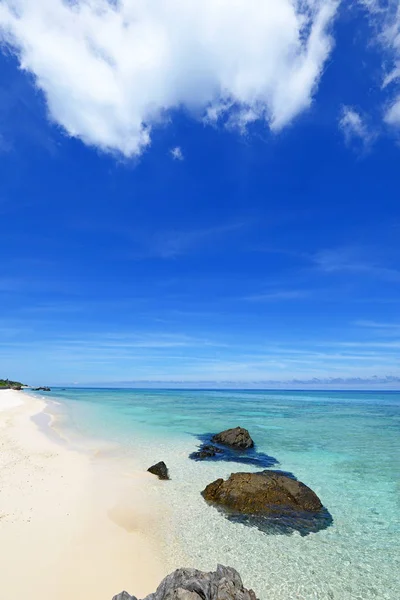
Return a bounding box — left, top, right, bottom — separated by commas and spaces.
0, 389, 167, 600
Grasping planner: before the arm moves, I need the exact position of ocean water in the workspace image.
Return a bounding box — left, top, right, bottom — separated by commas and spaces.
32, 388, 400, 599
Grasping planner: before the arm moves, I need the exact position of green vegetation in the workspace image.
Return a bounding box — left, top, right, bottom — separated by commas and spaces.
0, 378, 25, 389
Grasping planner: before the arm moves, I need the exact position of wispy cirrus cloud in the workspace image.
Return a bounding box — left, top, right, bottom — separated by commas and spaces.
3, 323, 400, 384
313, 246, 400, 282
127, 221, 248, 259
354, 319, 400, 332
245, 289, 309, 302
337, 340, 400, 349
360, 0, 400, 129
378, 3, 400, 127
0, 0, 339, 157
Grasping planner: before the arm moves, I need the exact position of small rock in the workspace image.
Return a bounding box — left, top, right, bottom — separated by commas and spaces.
190, 445, 224, 460
147, 461, 170, 480
211, 427, 254, 449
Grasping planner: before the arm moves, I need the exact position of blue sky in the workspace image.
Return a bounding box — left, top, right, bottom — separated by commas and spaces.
0, 0, 400, 387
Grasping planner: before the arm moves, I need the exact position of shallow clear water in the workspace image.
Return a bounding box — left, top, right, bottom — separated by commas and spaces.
33, 388, 400, 599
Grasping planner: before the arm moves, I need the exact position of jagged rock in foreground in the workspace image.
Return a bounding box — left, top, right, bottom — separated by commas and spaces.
211, 427, 254, 450
202, 470, 322, 514
112, 565, 258, 600
147, 461, 170, 480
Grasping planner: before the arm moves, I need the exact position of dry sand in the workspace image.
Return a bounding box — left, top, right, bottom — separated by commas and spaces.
0, 389, 168, 600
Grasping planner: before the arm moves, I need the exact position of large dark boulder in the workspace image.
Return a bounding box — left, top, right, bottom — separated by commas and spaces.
112, 565, 257, 600
202, 471, 322, 515
211, 427, 254, 450
147, 461, 170, 480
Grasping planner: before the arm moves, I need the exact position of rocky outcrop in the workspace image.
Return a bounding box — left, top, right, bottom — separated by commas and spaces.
112, 565, 258, 600
202, 470, 322, 515
32, 386, 51, 392
211, 427, 254, 449
147, 461, 170, 480
0, 378, 24, 389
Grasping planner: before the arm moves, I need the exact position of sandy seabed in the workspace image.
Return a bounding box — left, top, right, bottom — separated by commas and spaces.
0, 389, 168, 600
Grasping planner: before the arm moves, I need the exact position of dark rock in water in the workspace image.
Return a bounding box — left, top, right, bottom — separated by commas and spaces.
202, 470, 332, 536
189, 433, 278, 469
32, 386, 51, 392
211, 426, 254, 449
190, 444, 224, 460
147, 461, 169, 480
203, 470, 322, 513
112, 564, 258, 600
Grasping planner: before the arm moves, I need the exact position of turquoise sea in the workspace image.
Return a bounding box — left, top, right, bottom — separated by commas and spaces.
33, 388, 400, 599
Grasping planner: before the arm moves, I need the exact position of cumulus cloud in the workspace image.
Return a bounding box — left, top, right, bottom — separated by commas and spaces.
339, 106, 373, 148
0, 0, 338, 157
170, 146, 183, 161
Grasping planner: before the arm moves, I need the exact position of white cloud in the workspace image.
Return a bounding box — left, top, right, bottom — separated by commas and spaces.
0, 0, 338, 157
384, 49, 400, 125
245, 290, 309, 302
314, 246, 400, 282
360, 1, 400, 128
339, 106, 373, 147
380, 5, 400, 127
170, 146, 183, 161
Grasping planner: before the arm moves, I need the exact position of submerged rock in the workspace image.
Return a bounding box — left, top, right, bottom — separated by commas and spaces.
112, 565, 258, 600
147, 461, 170, 480
190, 444, 224, 460
201, 470, 332, 535
211, 427, 254, 449
189, 433, 278, 468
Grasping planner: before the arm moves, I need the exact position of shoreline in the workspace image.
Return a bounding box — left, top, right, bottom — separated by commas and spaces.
0, 389, 168, 600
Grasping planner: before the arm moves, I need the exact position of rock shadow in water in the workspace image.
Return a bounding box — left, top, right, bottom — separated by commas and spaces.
225, 505, 333, 536
189, 433, 279, 468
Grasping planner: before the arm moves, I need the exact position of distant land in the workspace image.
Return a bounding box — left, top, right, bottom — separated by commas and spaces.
35, 376, 400, 391
0, 378, 25, 390
3, 376, 400, 391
